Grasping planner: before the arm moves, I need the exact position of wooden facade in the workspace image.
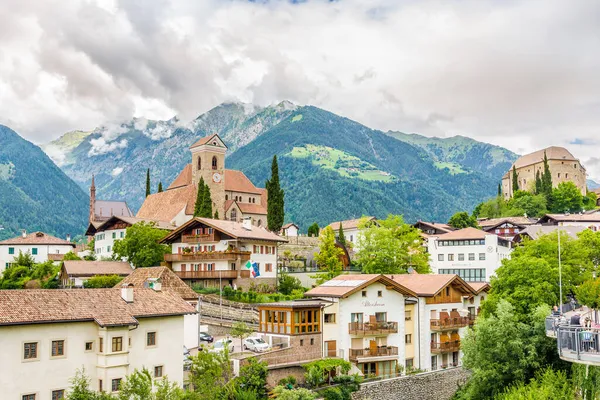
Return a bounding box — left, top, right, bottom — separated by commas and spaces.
258, 306, 321, 335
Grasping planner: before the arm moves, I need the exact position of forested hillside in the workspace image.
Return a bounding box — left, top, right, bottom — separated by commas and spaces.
0, 125, 88, 240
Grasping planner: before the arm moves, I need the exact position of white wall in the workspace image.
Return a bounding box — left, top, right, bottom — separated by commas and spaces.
0, 244, 74, 274
284, 226, 299, 237
95, 228, 126, 259
0, 315, 185, 399
428, 234, 512, 282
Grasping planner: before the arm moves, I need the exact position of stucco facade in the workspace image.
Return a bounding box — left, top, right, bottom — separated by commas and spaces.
0, 241, 74, 274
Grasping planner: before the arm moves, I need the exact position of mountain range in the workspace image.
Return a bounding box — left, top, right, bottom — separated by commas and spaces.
41, 102, 518, 231
0, 125, 89, 241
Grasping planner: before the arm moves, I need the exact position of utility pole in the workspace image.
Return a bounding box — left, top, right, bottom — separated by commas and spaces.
558, 226, 563, 315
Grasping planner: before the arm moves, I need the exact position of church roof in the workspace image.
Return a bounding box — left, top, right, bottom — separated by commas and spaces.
94, 200, 134, 220
224, 170, 263, 194
503, 146, 584, 178
224, 199, 267, 216
168, 164, 192, 190
190, 133, 227, 149
136, 184, 196, 223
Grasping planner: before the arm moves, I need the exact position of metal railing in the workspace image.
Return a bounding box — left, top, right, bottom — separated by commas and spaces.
430, 317, 469, 330
348, 321, 398, 336
555, 325, 600, 365
349, 346, 399, 361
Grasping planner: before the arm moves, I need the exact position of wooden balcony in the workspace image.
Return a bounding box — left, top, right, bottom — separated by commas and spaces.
349, 346, 399, 361
175, 270, 239, 280
181, 233, 217, 243
348, 321, 398, 336
431, 340, 461, 354
430, 317, 469, 331
468, 314, 476, 326
165, 251, 251, 262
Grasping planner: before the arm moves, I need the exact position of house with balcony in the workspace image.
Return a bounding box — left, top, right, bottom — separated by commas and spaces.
304, 274, 417, 378
159, 217, 287, 289
427, 227, 513, 282
0, 285, 195, 399
391, 274, 477, 371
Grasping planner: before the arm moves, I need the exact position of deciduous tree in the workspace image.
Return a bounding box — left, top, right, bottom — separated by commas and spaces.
551, 182, 584, 213
447, 211, 478, 229
112, 222, 170, 268
307, 222, 319, 237
312, 226, 344, 284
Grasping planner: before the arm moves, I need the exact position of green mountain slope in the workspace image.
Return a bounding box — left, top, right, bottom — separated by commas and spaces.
227, 106, 501, 228
386, 131, 518, 180
0, 125, 89, 241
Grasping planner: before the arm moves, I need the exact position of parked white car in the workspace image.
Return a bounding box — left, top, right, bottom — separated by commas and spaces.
243, 337, 271, 352
209, 339, 234, 354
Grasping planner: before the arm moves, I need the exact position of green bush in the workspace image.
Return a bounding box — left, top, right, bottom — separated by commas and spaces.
83, 275, 124, 288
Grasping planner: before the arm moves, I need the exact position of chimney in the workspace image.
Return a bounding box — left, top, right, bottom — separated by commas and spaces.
66, 234, 71, 242
121, 283, 134, 303
242, 217, 252, 231
21, 229, 27, 238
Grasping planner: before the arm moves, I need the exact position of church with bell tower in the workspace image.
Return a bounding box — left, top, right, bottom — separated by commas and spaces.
136, 133, 269, 227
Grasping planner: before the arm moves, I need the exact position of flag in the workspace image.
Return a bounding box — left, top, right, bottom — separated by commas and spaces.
251, 262, 260, 278
245, 260, 252, 269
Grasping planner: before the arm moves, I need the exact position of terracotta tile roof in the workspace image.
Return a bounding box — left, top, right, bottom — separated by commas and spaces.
224, 170, 263, 194
136, 184, 195, 222
327, 217, 376, 231
515, 224, 587, 241
389, 274, 475, 297
160, 217, 287, 243
282, 223, 298, 229
0, 231, 75, 246
415, 221, 453, 233
468, 281, 490, 294
224, 200, 267, 215
434, 227, 488, 240
304, 274, 417, 298
478, 217, 537, 229
62, 261, 133, 277
168, 164, 192, 189
118, 267, 198, 300
503, 146, 583, 178
190, 133, 227, 149
539, 213, 600, 223
0, 288, 196, 327
95, 216, 176, 232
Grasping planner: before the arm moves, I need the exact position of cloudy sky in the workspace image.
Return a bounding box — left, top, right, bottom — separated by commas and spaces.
2, 0, 600, 179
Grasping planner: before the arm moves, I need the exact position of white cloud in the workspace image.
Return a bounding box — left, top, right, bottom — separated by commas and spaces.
88, 138, 128, 156
111, 167, 124, 176
1, 0, 600, 178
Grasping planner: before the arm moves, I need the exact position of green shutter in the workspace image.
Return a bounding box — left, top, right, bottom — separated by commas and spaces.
8, 247, 14, 255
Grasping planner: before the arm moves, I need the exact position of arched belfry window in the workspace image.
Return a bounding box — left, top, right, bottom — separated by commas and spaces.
212, 156, 217, 170
197, 157, 201, 170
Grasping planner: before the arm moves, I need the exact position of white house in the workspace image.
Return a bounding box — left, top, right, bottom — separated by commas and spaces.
0, 286, 196, 399
159, 217, 287, 289
304, 274, 487, 376
427, 227, 512, 282
85, 216, 175, 259
118, 267, 201, 350
59, 261, 133, 288
326, 217, 377, 251
280, 223, 299, 237
0, 231, 75, 274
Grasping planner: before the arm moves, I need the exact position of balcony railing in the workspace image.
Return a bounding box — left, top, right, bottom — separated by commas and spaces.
165, 251, 251, 262
431, 340, 461, 354
349, 346, 399, 361
348, 321, 398, 336
468, 314, 476, 325
175, 270, 239, 279
555, 325, 600, 366
182, 233, 217, 243
430, 317, 469, 331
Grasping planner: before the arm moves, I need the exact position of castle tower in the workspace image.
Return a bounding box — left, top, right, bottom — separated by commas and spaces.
89, 174, 96, 224
189, 134, 227, 219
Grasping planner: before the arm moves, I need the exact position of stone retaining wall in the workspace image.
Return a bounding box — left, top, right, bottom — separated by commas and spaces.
351, 367, 470, 400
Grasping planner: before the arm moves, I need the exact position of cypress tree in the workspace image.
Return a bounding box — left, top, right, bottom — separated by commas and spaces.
535, 171, 542, 195
157, 182, 163, 193
193, 177, 205, 217
542, 151, 553, 196
497, 183, 502, 197
145, 168, 151, 197
202, 183, 213, 218
512, 166, 519, 194
338, 223, 347, 247
266, 155, 285, 231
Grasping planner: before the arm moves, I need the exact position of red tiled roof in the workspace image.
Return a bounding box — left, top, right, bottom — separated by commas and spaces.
190, 133, 227, 149
136, 184, 195, 223
327, 217, 376, 231
435, 227, 488, 240
62, 261, 133, 277
304, 274, 417, 298
478, 217, 537, 229
390, 274, 474, 297
168, 164, 192, 189
468, 281, 490, 294
94, 216, 176, 232
117, 267, 198, 300
224, 170, 263, 194
0, 231, 75, 246
0, 288, 196, 327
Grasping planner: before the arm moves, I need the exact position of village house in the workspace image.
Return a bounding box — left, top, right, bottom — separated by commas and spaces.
477, 216, 537, 240
512, 224, 587, 244
0, 231, 75, 274
159, 217, 287, 289
118, 267, 201, 350
59, 260, 133, 288
85, 215, 175, 259
136, 134, 268, 227
427, 227, 512, 282
300, 274, 488, 377
0, 286, 195, 399
413, 221, 454, 237
502, 146, 587, 199
537, 213, 600, 230
280, 223, 299, 237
